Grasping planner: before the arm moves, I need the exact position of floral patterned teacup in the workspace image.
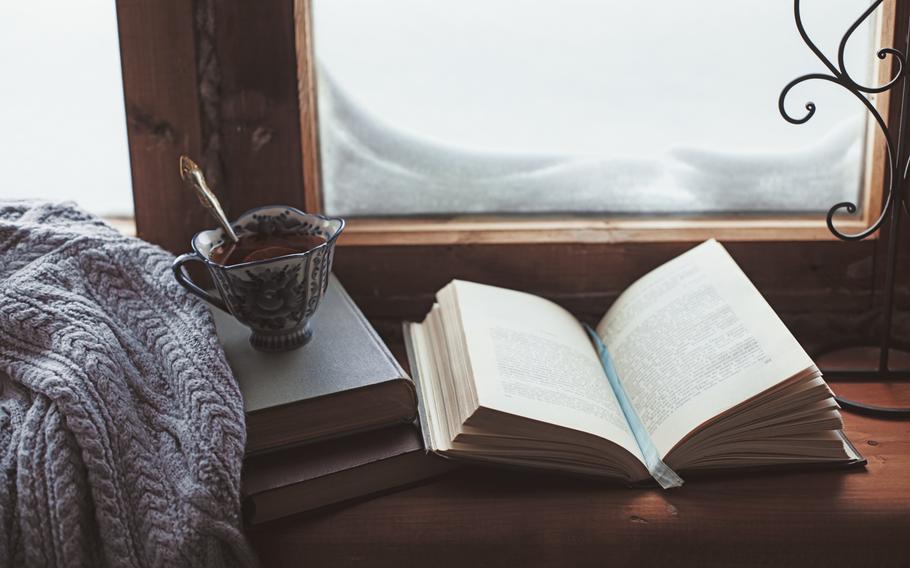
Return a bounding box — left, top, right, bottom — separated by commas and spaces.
172, 205, 345, 351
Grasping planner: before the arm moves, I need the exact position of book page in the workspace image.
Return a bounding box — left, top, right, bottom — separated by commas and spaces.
595, 240, 813, 457
451, 281, 640, 457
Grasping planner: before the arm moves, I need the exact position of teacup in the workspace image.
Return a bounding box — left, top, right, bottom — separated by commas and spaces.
172, 205, 345, 351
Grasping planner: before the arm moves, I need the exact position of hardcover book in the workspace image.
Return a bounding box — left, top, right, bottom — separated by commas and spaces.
214, 274, 417, 455
403, 240, 864, 487
242, 423, 454, 524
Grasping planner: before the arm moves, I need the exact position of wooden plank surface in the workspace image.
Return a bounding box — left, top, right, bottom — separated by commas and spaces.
334, 240, 875, 314
293, 0, 323, 213
211, 0, 306, 216
246, 379, 910, 567
117, 0, 305, 255
332, 240, 878, 354
116, 0, 209, 255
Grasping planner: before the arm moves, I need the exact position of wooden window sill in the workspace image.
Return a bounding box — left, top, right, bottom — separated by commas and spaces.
246, 346, 910, 567
337, 215, 879, 246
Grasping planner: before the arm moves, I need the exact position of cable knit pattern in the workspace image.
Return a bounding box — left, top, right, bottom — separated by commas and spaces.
0, 201, 254, 567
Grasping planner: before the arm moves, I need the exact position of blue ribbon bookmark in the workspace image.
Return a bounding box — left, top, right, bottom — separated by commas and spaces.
584, 325, 684, 489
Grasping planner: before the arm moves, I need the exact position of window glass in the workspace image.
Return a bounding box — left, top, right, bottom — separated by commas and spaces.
0, 1, 133, 217
313, 0, 878, 217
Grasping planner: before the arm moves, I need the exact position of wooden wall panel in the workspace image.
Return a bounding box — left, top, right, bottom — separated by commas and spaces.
333, 240, 874, 318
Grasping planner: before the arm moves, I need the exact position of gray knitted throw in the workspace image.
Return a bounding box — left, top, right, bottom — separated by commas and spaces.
0, 202, 254, 567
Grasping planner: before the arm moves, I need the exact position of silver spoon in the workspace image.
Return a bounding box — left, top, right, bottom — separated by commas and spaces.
179, 156, 239, 243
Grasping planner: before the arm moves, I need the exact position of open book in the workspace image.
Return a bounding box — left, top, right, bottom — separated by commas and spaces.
403, 240, 864, 488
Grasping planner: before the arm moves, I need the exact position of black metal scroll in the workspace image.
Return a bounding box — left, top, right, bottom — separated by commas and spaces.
780, 0, 910, 416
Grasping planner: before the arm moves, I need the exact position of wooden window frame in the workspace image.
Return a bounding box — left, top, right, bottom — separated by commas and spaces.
294, 0, 896, 246
115, 0, 910, 346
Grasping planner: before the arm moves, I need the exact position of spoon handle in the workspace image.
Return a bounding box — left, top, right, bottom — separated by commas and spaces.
179, 156, 239, 243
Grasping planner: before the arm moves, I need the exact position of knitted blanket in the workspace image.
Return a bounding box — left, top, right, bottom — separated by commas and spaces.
0, 202, 254, 567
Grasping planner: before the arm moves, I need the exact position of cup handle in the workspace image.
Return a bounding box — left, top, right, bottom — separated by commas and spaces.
172, 253, 229, 312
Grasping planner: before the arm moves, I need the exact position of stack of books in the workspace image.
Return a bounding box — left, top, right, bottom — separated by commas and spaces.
213, 275, 453, 525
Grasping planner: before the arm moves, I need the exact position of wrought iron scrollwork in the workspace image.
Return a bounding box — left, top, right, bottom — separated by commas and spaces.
779, 0, 907, 240
781, 0, 910, 415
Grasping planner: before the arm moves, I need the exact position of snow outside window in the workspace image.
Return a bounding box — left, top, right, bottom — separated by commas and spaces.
313, 0, 878, 217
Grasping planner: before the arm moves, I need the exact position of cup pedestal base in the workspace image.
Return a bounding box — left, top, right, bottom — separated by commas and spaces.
249, 323, 313, 352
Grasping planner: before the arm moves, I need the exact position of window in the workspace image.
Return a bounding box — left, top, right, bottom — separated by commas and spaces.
112, 1, 896, 325
311, 0, 881, 220
0, 1, 132, 219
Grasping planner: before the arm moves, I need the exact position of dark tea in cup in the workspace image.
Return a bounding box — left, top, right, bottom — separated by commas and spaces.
210, 233, 327, 265
172, 206, 344, 351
